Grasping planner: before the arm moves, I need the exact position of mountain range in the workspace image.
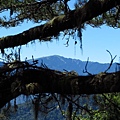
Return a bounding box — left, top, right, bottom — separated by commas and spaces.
35, 55, 117, 75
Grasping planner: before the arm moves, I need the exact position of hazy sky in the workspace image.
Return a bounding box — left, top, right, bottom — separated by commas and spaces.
0, 1, 120, 63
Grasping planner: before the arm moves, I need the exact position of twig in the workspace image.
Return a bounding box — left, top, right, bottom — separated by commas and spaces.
83, 57, 92, 75
104, 50, 117, 73
63, 95, 92, 115
52, 94, 66, 119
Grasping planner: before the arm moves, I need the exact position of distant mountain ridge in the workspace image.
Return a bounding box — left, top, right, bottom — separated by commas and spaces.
35, 55, 117, 75
0, 55, 117, 75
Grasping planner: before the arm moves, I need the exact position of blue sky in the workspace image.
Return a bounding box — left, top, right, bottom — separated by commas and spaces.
0, 1, 120, 63
0, 23, 119, 63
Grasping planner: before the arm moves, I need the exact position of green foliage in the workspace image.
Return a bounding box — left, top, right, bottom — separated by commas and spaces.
77, 93, 120, 120
87, 7, 120, 28
0, 0, 66, 27
0, 0, 119, 28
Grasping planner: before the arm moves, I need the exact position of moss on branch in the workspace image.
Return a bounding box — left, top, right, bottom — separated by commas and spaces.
0, 0, 119, 50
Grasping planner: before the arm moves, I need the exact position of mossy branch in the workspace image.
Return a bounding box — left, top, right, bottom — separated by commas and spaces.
0, 0, 119, 50
0, 63, 120, 108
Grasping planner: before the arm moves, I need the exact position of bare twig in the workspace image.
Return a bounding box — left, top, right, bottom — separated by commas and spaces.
63, 95, 92, 115
83, 57, 92, 75
104, 50, 117, 73
52, 94, 66, 118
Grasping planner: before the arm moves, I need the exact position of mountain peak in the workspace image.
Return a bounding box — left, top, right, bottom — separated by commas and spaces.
35, 55, 117, 75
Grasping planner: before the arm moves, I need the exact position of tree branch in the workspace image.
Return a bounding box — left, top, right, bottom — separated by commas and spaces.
0, 66, 120, 108
0, 0, 120, 49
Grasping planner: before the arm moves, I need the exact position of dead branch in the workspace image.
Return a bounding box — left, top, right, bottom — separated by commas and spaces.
83, 57, 92, 75
105, 50, 117, 73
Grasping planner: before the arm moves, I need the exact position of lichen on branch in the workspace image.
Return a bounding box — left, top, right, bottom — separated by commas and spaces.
0, 0, 119, 51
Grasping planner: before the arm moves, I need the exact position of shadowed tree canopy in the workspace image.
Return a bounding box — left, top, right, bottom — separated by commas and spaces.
0, 0, 120, 119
